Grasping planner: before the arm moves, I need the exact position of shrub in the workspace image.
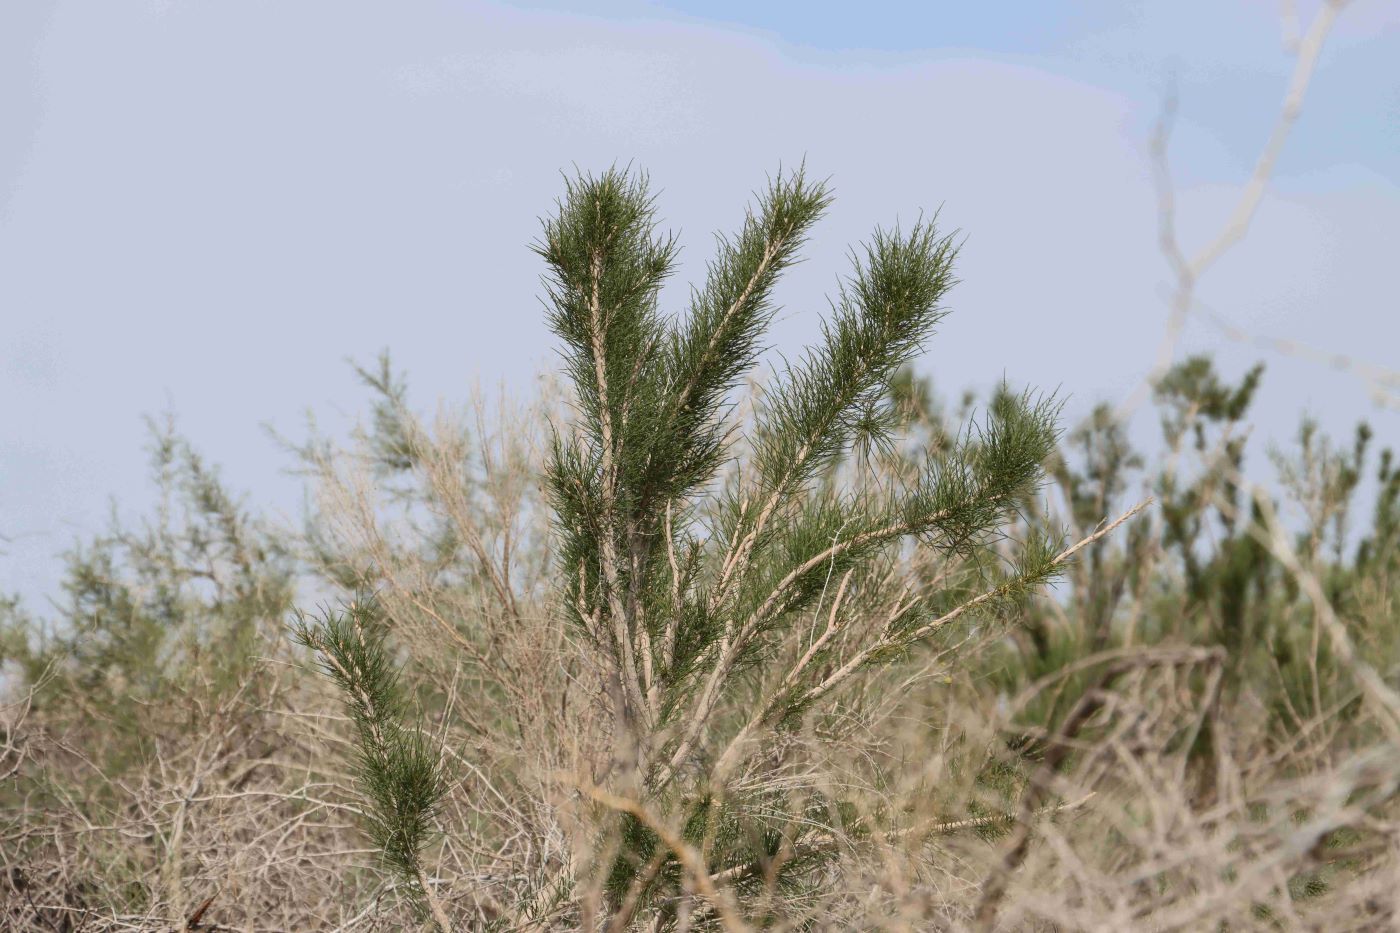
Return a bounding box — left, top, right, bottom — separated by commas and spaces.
5, 170, 1398, 931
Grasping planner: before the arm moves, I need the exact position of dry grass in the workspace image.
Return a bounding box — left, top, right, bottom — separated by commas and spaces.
8, 373, 1394, 931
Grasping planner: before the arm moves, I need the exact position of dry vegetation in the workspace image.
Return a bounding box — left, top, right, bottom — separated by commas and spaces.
3, 345, 1397, 931
5, 4, 1399, 929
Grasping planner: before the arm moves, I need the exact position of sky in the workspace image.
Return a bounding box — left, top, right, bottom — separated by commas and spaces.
2, 0, 1398, 609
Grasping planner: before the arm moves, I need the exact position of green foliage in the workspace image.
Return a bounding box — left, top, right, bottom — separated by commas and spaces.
352, 350, 420, 476
1, 416, 292, 775
964, 354, 1400, 909
294, 597, 447, 907
532, 163, 1064, 920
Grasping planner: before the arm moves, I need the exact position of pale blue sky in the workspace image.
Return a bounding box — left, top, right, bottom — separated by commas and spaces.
3, 1, 1397, 608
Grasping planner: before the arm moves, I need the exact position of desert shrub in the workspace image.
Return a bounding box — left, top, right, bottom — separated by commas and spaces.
0, 420, 384, 929
965, 356, 1400, 926
4, 171, 1398, 931
983, 356, 1400, 744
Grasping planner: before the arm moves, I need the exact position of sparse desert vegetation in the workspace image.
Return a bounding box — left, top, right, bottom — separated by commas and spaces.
3, 162, 1398, 931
